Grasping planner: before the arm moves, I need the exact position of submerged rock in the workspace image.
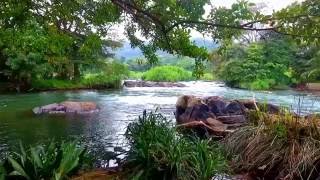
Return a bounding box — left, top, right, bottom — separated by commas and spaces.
123, 80, 186, 87
33, 101, 99, 115
175, 95, 280, 136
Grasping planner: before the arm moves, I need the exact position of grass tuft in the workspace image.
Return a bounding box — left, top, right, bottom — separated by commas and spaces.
124, 110, 227, 180
225, 109, 320, 179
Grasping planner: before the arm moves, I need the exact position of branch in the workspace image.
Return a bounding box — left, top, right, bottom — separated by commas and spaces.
165, 20, 276, 33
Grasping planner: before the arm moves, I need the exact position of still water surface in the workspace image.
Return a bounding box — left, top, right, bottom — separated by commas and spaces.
1, 81, 320, 166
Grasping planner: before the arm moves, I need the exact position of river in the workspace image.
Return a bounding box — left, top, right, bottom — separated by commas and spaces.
0, 81, 320, 166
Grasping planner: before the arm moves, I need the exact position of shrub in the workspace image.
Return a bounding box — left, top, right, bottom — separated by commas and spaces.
142, 66, 194, 82
128, 71, 145, 80
224, 110, 320, 179
1, 141, 91, 180
200, 72, 215, 81
124, 111, 227, 180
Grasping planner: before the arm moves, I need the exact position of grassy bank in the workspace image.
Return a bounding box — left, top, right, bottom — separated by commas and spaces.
129, 66, 215, 82
31, 73, 124, 91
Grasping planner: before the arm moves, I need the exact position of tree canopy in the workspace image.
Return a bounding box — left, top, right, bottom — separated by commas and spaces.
0, 0, 319, 89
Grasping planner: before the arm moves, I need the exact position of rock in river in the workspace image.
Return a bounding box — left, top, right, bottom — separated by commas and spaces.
175, 95, 280, 136
33, 101, 99, 115
123, 80, 186, 87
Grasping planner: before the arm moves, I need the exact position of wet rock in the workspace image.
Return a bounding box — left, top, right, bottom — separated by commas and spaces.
224, 101, 246, 115
175, 95, 280, 136
206, 96, 226, 116
33, 101, 99, 115
123, 80, 186, 88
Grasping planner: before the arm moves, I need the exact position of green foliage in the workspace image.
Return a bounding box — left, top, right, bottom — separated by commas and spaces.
218, 39, 295, 90
30, 60, 128, 90
124, 111, 227, 180
143, 66, 194, 82
129, 71, 145, 80
199, 73, 216, 81
1, 141, 91, 180
1, 0, 319, 89
274, 0, 320, 45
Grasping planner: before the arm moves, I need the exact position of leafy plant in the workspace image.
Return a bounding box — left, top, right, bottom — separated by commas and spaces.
124, 111, 227, 180
2, 141, 90, 180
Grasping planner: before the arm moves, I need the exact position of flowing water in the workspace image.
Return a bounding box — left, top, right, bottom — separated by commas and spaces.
1, 81, 320, 166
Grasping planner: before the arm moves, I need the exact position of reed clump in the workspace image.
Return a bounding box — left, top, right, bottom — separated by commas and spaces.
225, 109, 320, 179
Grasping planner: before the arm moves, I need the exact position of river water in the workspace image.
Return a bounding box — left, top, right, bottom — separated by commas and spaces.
1, 81, 320, 166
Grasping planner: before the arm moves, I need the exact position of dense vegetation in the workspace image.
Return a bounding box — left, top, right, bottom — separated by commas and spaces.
125, 56, 215, 82
142, 66, 194, 82
215, 38, 296, 90
1, 0, 318, 91
31, 61, 129, 90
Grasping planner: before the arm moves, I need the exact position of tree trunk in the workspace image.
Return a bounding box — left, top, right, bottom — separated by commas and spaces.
73, 63, 80, 80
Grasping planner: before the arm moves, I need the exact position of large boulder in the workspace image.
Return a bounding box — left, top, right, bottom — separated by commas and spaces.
33, 101, 99, 115
123, 80, 186, 87
175, 95, 280, 136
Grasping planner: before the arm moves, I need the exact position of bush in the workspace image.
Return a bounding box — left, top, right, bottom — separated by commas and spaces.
142, 66, 194, 82
200, 72, 215, 81
31, 61, 129, 90
0, 141, 91, 180
128, 71, 145, 80
224, 110, 320, 179
124, 111, 227, 180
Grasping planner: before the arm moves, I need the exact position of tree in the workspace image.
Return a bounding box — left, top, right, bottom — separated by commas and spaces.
0, 0, 122, 82
218, 38, 296, 90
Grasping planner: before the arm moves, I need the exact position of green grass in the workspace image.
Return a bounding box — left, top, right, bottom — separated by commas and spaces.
142, 66, 194, 82
124, 111, 228, 180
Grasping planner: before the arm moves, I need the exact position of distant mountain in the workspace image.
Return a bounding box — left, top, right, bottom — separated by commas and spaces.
114, 38, 218, 60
